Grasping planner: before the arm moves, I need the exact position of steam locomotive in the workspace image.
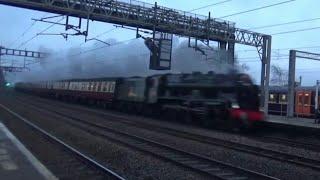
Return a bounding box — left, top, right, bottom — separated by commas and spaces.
15, 72, 264, 130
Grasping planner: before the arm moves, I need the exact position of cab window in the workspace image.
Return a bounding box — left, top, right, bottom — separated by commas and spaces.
269, 93, 278, 103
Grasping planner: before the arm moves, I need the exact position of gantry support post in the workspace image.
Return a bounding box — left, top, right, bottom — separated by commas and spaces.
260, 35, 272, 116
315, 80, 320, 112
287, 50, 296, 118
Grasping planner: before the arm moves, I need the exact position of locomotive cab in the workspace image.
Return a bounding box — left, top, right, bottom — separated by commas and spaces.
228, 75, 264, 129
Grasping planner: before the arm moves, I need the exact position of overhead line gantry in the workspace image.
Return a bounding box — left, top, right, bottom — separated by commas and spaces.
0, 46, 45, 73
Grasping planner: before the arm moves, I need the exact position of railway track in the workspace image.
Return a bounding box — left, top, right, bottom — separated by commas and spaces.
255, 135, 320, 152
17, 93, 320, 152
14, 97, 278, 180
17, 96, 320, 172
0, 103, 125, 180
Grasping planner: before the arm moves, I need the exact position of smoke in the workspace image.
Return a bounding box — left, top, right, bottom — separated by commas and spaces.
7, 37, 237, 83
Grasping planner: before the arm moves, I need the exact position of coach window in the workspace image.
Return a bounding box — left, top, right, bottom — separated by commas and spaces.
88, 82, 92, 91
81, 82, 84, 90
104, 82, 110, 92
97, 82, 102, 92
83, 82, 88, 91
298, 94, 303, 105
100, 82, 105, 92
269, 94, 277, 103
102, 82, 106, 92
279, 94, 287, 104
304, 93, 310, 106
85, 82, 89, 91
101, 82, 105, 92
110, 82, 115, 93
77, 82, 81, 90
91, 82, 95, 91
92, 82, 95, 92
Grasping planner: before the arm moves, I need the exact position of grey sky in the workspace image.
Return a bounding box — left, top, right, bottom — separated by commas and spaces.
0, 0, 319, 85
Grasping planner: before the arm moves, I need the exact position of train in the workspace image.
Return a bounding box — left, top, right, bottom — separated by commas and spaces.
14, 72, 264, 130
268, 86, 320, 117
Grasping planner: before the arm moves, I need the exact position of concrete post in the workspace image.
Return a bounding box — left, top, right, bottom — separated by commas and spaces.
228, 42, 235, 65
263, 36, 272, 117
287, 50, 296, 117
260, 62, 266, 107
316, 80, 319, 111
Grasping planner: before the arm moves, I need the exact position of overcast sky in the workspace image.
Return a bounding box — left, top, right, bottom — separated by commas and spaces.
0, 0, 319, 85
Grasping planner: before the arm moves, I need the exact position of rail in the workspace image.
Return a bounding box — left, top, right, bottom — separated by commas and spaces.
0, 103, 126, 180
18, 95, 320, 172
19, 98, 278, 180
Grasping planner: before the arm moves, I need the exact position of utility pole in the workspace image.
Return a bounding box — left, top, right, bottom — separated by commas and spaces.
316, 80, 320, 112
299, 76, 302, 86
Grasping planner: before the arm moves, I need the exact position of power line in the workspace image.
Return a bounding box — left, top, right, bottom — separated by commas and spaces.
237, 45, 320, 53
271, 26, 320, 35
9, 13, 50, 48
16, 17, 65, 49
79, 27, 117, 47
70, 38, 138, 57
8, 21, 36, 48
95, 28, 117, 39
238, 55, 289, 60
189, 0, 232, 12
296, 70, 320, 74
296, 67, 320, 71
219, 0, 296, 18
248, 17, 320, 30
240, 57, 289, 63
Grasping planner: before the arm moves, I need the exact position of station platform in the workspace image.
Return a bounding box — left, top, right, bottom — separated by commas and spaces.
265, 115, 320, 134
0, 122, 56, 180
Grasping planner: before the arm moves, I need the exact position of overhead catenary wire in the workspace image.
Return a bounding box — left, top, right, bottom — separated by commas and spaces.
95, 28, 117, 39
248, 17, 320, 30
271, 26, 320, 35
8, 21, 36, 48
16, 16, 65, 49
237, 45, 320, 53
189, 0, 232, 12
238, 55, 289, 60
79, 27, 117, 47
8, 13, 51, 48
218, 0, 296, 18
70, 37, 138, 57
